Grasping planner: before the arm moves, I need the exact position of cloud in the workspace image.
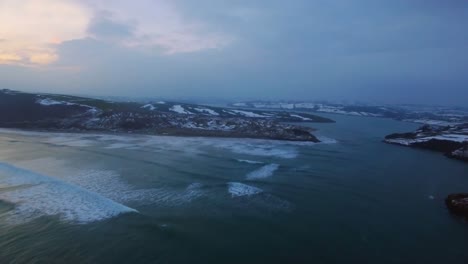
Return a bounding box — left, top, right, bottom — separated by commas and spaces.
29, 53, 59, 65
0, 0, 233, 66
1, 0, 468, 105
0, 0, 91, 65
83, 0, 233, 54
0, 53, 22, 63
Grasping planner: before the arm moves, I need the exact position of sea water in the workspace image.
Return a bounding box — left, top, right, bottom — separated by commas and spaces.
0, 114, 467, 263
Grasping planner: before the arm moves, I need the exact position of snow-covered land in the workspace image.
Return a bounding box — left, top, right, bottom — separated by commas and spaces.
384, 124, 468, 162
230, 100, 468, 125
170, 105, 193, 115
0, 90, 332, 142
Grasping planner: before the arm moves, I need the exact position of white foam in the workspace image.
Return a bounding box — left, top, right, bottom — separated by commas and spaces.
0, 129, 307, 159
45, 136, 95, 147
316, 136, 338, 144
227, 183, 292, 211
0, 162, 137, 225
228, 182, 263, 197
3, 157, 206, 215
116, 183, 204, 206
246, 164, 279, 180
134, 135, 300, 159
104, 143, 136, 149
53, 167, 205, 206
236, 159, 264, 164
95, 134, 142, 142
210, 140, 299, 159
185, 182, 204, 201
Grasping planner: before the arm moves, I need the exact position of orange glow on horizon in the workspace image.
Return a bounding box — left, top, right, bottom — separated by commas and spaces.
0, 0, 91, 66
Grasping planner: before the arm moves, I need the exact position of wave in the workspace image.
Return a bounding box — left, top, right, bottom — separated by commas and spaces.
0, 129, 306, 160
227, 182, 293, 212
236, 159, 264, 164
9, 156, 208, 213
67, 170, 206, 206
246, 164, 279, 180
45, 136, 95, 147
228, 182, 263, 197
104, 143, 137, 149
0, 162, 137, 225
210, 140, 298, 159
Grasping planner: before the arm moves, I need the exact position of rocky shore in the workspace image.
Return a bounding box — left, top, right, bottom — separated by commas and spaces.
446, 193, 468, 218
384, 124, 468, 162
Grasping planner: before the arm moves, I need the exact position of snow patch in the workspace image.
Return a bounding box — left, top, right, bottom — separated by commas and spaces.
36, 98, 74, 106
193, 108, 219, 116
386, 134, 467, 145
141, 104, 156, 111
170, 105, 193, 115
404, 119, 463, 126
228, 109, 268, 118
290, 114, 312, 121
232, 103, 247, 107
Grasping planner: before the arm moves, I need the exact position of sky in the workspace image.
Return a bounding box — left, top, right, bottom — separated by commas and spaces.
1, 0, 468, 106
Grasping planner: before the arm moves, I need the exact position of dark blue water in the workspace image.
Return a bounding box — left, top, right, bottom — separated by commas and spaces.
0, 115, 467, 263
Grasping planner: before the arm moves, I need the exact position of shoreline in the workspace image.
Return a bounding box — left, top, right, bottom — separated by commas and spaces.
0, 126, 323, 143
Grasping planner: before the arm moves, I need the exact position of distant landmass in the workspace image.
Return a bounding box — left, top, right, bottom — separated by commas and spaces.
230, 101, 468, 126
228, 100, 468, 162
0, 89, 334, 142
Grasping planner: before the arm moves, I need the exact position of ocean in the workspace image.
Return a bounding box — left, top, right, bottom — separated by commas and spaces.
0, 114, 467, 263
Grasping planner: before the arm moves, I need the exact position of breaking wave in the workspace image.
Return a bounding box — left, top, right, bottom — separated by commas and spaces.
236, 159, 264, 164
0, 162, 137, 225
228, 182, 263, 197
